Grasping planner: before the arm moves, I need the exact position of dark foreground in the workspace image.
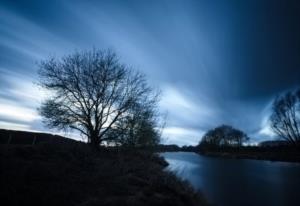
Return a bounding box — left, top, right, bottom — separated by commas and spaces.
0, 142, 208, 206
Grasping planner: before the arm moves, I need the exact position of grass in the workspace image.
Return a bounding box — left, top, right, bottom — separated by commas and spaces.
0, 140, 209, 206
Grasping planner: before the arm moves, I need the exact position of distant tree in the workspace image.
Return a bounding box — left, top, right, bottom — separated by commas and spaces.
199, 125, 249, 147
38, 49, 158, 147
259, 140, 288, 147
270, 88, 300, 146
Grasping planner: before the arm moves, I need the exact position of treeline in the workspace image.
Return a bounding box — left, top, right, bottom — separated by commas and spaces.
197, 88, 300, 151
156, 144, 300, 162
158, 88, 300, 162
187, 88, 300, 162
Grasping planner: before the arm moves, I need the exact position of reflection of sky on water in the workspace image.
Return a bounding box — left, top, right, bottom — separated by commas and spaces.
162, 152, 206, 190
165, 159, 198, 177
161, 152, 300, 206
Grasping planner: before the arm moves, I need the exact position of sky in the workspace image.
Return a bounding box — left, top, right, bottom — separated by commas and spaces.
0, 0, 300, 146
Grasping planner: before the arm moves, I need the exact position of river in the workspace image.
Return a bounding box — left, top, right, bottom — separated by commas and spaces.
161, 152, 300, 206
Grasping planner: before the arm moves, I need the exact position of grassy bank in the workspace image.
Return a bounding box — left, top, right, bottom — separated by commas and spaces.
0, 141, 208, 206
198, 146, 300, 163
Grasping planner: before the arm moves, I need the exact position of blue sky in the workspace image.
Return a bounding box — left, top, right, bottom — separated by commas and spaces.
0, 0, 300, 145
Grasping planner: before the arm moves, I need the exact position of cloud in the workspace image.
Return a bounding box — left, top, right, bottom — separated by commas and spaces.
246, 100, 278, 143
162, 126, 204, 146
0, 69, 45, 130
0, 121, 30, 130
0, 103, 40, 123
258, 114, 276, 138
160, 84, 217, 126
0, 0, 299, 146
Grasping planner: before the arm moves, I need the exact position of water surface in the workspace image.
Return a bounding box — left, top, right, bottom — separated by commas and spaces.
161, 152, 300, 206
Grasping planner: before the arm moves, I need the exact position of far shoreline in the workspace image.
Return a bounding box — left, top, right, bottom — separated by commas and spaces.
156, 146, 300, 163
197, 150, 300, 163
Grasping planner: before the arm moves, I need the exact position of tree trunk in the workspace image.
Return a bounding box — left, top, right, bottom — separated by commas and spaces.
295, 140, 300, 151
89, 131, 100, 149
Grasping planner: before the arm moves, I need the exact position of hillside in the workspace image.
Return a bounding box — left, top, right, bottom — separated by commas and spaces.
0, 129, 78, 145
0, 129, 208, 206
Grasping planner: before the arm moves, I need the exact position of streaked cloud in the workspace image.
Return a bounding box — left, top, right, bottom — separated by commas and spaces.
0, 103, 39, 122
0, 121, 31, 131
0, 0, 299, 145
162, 126, 205, 146
160, 84, 219, 128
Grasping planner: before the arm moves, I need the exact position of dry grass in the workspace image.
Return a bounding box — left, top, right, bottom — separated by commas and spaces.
0, 142, 209, 206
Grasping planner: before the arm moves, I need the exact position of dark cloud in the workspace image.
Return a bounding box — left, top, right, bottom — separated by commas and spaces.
0, 0, 299, 145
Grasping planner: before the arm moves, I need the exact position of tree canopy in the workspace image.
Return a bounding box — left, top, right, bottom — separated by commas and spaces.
38, 49, 162, 147
199, 125, 249, 147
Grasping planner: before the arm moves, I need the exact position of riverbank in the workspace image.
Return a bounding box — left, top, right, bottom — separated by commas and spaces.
0, 141, 209, 206
198, 146, 300, 163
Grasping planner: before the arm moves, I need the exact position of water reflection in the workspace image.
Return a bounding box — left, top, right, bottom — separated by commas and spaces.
161, 152, 300, 206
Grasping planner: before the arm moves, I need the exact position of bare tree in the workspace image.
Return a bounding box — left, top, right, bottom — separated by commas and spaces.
270, 89, 300, 146
38, 49, 155, 147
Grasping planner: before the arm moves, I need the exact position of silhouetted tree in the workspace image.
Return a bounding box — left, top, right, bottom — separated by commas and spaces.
38, 49, 157, 147
105, 96, 163, 147
270, 88, 300, 146
199, 125, 249, 147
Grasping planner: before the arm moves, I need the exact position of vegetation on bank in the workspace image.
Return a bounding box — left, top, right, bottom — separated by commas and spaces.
0, 140, 209, 206
197, 145, 300, 162
151, 143, 300, 162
